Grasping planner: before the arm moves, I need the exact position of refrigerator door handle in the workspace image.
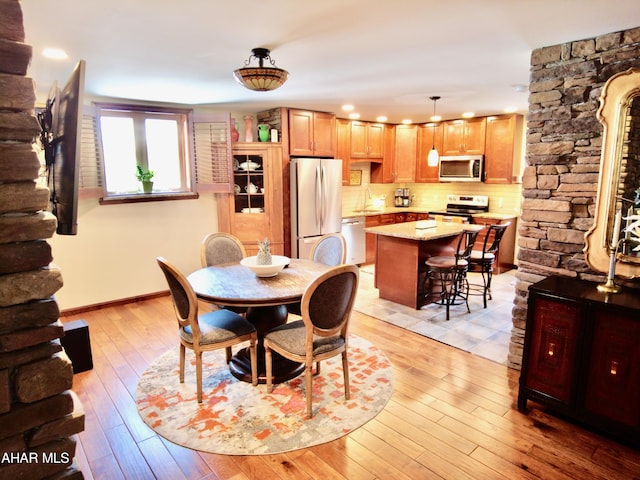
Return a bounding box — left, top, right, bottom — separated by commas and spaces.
315, 165, 322, 226
320, 165, 326, 227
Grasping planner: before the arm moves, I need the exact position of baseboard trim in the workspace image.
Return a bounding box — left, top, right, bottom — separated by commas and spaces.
60, 291, 170, 317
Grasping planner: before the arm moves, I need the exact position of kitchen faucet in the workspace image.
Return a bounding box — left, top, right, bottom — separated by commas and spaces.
364, 187, 372, 209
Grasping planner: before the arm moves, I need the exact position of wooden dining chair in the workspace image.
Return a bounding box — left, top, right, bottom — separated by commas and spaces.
310, 232, 347, 266
200, 232, 246, 268
200, 232, 248, 314
288, 232, 347, 317
264, 264, 359, 418
156, 257, 258, 403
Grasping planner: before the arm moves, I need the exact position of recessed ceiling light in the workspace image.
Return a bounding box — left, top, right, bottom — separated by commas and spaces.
430, 115, 442, 122
401, 119, 412, 125
342, 104, 355, 111
376, 116, 388, 122
462, 112, 475, 118
513, 84, 527, 93
504, 106, 517, 113
42, 47, 68, 60
348, 112, 360, 119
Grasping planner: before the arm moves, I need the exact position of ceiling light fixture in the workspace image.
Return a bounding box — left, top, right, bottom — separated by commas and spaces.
427, 96, 441, 167
233, 48, 289, 91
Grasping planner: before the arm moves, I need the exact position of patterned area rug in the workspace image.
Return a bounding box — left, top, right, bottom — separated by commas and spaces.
136, 335, 393, 455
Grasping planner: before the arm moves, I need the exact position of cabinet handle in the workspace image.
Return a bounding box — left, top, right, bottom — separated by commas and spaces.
610, 360, 619, 376
547, 342, 556, 357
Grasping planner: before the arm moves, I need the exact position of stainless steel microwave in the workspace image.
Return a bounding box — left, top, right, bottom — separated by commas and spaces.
438, 155, 484, 182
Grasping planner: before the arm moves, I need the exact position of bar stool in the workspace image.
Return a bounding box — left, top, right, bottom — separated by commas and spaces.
468, 222, 510, 308
423, 229, 479, 320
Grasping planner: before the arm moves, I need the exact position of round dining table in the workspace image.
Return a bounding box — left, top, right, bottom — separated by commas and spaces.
187, 258, 331, 384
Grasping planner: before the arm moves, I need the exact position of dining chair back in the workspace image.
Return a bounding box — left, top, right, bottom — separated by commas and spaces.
200, 232, 246, 268
469, 222, 511, 308
310, 233, 347, 266
156, 257, 257, 402
423, 228, 480, 320
264, 264, 359, 418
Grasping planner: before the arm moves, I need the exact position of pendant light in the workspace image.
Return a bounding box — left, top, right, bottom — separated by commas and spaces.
427, 96, 441, 167
233, 48, 289, 91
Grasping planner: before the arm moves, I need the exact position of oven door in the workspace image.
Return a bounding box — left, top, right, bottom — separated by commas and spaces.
438, 155, 483, 182
428, 211, 472, 223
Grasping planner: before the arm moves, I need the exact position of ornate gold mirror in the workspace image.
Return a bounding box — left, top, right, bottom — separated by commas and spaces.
585, 68, 640, 279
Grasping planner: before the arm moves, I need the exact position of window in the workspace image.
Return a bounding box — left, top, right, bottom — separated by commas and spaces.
96, 103, 195, 200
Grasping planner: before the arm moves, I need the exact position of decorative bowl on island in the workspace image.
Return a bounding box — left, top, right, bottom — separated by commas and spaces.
240, 255, 290, 277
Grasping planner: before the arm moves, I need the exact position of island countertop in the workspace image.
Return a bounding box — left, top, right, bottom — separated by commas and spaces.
365, 221, 483, 241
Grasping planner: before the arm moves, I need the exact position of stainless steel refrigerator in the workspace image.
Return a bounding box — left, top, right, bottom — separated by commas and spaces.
290, 158, 343, 259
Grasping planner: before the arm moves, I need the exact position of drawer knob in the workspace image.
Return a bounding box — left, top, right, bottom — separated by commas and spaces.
610, 360, 619, 376
547, 342, 555, 357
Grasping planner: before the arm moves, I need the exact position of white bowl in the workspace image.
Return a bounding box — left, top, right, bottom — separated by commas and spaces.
239, 161, 260, 171
240, 255, 289, 277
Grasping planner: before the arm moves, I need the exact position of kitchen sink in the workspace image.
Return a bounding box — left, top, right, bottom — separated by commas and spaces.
352, 209, 384, 214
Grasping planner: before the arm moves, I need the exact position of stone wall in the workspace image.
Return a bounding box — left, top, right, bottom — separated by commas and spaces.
509, 27, 640, 369
0, 1, 84, 478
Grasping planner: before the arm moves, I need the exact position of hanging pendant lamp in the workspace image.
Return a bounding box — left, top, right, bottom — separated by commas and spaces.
233, 48, 289, 91
427, 96, 441, 167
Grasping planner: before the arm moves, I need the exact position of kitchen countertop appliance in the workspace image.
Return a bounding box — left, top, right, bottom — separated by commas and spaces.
290, 158, 343, 259
428, 194, 489, 223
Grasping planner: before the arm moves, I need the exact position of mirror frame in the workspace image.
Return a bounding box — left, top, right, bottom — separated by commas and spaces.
584, 67, 640, 279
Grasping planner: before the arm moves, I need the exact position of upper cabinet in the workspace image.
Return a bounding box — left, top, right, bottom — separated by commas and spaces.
370, 124, 417, 183
415, 122, 443, 183
484, 114, 524, 184
288, 109, 336, 157
350, 121, 385, 160
442, 117, 486, 155
336, 118, 352, 185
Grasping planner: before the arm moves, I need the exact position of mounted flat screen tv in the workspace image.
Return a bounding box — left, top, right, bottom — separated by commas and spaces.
37, 60, 86, 235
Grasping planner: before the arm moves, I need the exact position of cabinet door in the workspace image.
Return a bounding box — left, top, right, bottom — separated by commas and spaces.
350, 121, 368, 158
585, 312, 640, 427
524, 297, 581, 405
442, 118, 486, 155
336, 119, 351, 185
394, 124, 417, 183
416, 123, 443, 182
365, 215, 381, 263
485, 115, 516, 184
312, 111, 336, 157
289, 110, 314, 156
367, 123, 385, 158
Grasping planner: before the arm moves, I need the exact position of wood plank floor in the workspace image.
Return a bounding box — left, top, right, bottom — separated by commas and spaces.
61, 296, 640, 480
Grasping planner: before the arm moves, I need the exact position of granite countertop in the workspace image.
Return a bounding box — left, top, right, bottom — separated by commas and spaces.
342, 207, 517, 221
472, 212, 518, 220
364, 221, 484, 241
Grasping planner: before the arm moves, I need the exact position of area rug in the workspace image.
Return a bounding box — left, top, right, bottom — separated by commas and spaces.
136, 334, 393, 455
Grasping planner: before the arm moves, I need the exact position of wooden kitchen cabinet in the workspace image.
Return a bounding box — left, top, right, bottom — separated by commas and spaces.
519, 276, 640, 447
288, 109, 336, 157
365, 214, 395, 263
371, 124, 417, 183
216, 143, 284, 255
442, 117, 486, 155
416, 122, 443, 182
484, 114, 524, 184
336, 118, 352, 185
471, 216, 516, 273
350, 121, 385, 160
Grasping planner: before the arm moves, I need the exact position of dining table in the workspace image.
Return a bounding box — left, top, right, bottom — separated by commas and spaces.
187, 258, 331, 384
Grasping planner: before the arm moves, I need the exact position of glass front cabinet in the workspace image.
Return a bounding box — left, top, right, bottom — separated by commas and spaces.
216, 143, 284, 255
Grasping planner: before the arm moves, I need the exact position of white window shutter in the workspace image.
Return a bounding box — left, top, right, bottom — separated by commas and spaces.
78, 109, 105, 199
192, 112, 233, 193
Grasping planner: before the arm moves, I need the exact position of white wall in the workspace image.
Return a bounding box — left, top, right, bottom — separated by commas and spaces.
49, 193, 219, 311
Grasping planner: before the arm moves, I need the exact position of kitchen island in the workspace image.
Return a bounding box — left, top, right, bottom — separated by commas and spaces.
365, 221, 484, 309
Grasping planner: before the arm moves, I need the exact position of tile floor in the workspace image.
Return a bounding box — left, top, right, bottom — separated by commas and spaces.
354, 265, 517, 365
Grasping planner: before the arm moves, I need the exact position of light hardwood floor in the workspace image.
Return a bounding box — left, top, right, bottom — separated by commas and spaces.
62, 296, 640, 480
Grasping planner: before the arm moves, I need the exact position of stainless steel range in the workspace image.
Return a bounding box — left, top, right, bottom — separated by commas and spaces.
428, 194, 489, 222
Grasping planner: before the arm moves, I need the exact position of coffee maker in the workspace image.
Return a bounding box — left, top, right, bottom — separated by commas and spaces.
394, 188, 403, 207
402, 187, 411, 206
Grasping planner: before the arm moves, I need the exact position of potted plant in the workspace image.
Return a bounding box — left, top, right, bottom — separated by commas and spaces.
136, 165, 155, 193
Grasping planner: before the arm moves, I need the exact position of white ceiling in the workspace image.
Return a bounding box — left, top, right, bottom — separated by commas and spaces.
20, 0, 640, 124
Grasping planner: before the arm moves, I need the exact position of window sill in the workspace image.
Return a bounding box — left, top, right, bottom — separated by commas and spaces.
99, 192, 199, 205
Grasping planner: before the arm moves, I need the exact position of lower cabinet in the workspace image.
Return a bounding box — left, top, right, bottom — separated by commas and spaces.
518, 276, 640, 447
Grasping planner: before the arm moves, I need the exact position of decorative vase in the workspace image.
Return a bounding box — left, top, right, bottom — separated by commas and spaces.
258, 124, 270, 142
231, 119, 239, 143
142, 181, 153, 194
244, 116, 254, 142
